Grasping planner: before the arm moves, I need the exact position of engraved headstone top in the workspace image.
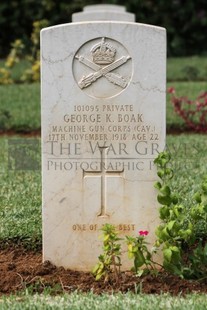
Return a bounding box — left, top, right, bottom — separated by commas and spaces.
41, 5, 166, 271
72, 4, 135, 22
83, 5, 126, 12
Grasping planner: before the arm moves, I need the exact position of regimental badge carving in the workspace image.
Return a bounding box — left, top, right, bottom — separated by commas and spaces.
73, 37, 132, 99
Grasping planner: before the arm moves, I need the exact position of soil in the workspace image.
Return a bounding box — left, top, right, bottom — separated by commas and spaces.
0, 246, 206, 296
0, 129, 41, 137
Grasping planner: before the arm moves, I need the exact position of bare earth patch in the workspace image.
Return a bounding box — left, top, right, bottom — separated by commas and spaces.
0, 246, 206, 296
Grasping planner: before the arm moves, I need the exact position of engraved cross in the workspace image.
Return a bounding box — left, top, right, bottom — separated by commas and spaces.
83, 146, 124, 217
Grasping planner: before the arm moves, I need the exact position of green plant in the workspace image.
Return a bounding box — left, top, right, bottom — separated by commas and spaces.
5, 39, 25, 68
0, 67, 13, 85
1, 1, 207, 58
154, 151, 207, 279
92, 223, 122, 282
126, 231, 157, 276
21, 19, 48, 83
0, 20, 48, 85
0, 39, 25, 85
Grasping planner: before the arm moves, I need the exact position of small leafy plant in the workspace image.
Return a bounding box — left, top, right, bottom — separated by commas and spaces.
154, 151, 207, 279
126, 231, 157, 276
94, 153, 207, 281
92, 223, 122, 283
168, 87, 207, 132
93, 226, 158, 281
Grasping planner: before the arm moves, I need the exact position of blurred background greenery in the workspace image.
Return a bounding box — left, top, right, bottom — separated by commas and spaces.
0, 0, 206, 57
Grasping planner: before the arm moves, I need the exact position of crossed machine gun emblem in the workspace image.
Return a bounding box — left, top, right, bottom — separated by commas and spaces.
75, 38, 131, 89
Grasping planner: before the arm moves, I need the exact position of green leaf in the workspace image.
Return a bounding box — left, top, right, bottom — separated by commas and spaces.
95, 272, 104, 281
160, 226, 170, 240
160, 185, 171, 196
163, 248, 172, 262
92, 263, 100, 274
128, 252, 134, 259
157, 170, 165, 179
165, 168, 173, 178
136, 269, 144, 277
172, 194, 178, 204
128, 244, 133, 252
167, 220, 175, 231
171, 246, 180, 253
204, 243, 207, 256
160, 206, 170, 219
173, 208, 180, 218
154, 181, 162, 190
202, 182, 207, 193
153, 157, 159, 165
104, 234, 110, 242
201, 194, 207, 204
194, 192, 201, 203
157, 194, 172, 206
132, 246, 139, 253
179, 228, 192, 240
135, 250, 145, 266
164, 262, 182, 276
134, 255, 144, 268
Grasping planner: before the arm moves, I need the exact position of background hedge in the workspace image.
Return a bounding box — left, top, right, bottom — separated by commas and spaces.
0, 0, 206, 57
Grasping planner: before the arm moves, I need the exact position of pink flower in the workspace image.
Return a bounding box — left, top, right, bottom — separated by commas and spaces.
139, 230, 149, 236
167, 87, 175, 94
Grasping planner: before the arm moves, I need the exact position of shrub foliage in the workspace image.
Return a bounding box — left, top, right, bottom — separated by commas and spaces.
0, 0, 206, 57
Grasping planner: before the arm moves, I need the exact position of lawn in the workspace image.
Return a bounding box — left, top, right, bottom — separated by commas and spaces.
0, 292, 207, 310
0, 83, 40, 131
167, 56, 207, 82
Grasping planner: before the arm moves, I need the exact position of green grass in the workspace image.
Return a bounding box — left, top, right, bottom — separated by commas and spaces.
10, 59, 31, 82
0, 83, 40, 131
0, 137, 41, 249
167, 134, 207, 205
0, 134, 206, 249
0, 292, 207, 309
167, 56, 207, 82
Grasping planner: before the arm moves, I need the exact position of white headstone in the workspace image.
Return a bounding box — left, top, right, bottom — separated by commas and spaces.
84, 5, 126, 12
72, 4, 135, 22
41, 5, 166, 271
